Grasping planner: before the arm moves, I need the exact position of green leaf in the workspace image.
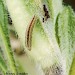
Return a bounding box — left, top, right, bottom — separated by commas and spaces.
56, 6, 75, 75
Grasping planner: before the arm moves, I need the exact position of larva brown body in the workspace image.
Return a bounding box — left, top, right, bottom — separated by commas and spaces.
26, 16, 36, 51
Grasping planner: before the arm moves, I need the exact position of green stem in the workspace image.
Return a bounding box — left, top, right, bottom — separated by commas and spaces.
0, 24, 17, 73
0, 53, 7, 74
0, 0, 17, 73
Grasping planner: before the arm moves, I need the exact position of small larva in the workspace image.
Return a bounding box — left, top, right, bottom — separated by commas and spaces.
26, 16, 36, 51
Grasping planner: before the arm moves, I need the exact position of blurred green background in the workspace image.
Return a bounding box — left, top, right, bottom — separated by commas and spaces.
63, 0, 75, 10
